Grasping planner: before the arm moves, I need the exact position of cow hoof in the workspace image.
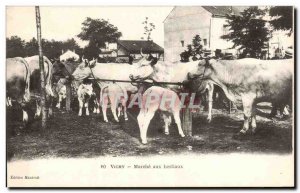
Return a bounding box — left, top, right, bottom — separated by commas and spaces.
207, 117, 212, 123
141, 140, 147, 144
164, 132, 170, 135
104, 119, 108, 123
115, 119, 119, 123
125, 118, 128, 121
180, 134, 185, 138
78, 114, 82, 116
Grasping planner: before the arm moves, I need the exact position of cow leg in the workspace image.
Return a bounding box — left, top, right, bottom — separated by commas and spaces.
250, 104, 257, 133
101, 97, 109, 122
56, 95, 62, 109
173, 111, 185, 137
34, 100, 41, 118
240, 94, 255, 134
111, 102, 119, 122
22, 110, 28, 122
207, 83, 214, 123
85, 101, 89, 116
48, 97, 53, 117
123, 103, 128, 121
7, 97, 12, 107
162, 114, 171, 135
117, 105, 121, 117
138, 110, 155, 144
78, 99, 83, 116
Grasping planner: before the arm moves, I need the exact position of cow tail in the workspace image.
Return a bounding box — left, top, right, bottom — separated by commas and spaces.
99, 85, 109, 107
45, 57, 54, 97
21, 58, 31, 103
117, 83, 128, 102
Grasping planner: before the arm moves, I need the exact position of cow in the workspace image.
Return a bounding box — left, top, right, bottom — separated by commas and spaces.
51, 60, 81, 109
71, 55, 155, 121
72, 56, 155, 93
25, 55, 54, 117
6, 57, 31, 122
77, 79, 94, 116
189, 58, 293, 135
101, 83, 128, 122
137, 86, 185, 144
130, 60, 215, 125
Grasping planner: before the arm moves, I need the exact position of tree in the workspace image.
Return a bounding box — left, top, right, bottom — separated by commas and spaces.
24, 37, 38, 57
180, 34, 204, 62
269, 6, 293, 34
78, 17, 122, 59
6, 36, 26, 58
141, 17, 156, 41
222, 7, 270, 58
62, 38, 82, 53
192, 35, 203, 56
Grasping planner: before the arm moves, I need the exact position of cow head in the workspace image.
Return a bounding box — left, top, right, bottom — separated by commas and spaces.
72, 57, 96, 81
80, 82, 94, 98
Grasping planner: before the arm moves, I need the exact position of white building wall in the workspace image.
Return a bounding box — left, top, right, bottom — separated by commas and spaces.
164, 7, 212, 62
164, 7, 236, 62
210, 17, 234, 51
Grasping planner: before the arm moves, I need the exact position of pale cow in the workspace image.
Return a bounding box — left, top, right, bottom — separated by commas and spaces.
100, 83, 128, 122
190, 58, 293, 134
77, 79, 94, 116
137, 86, 185, 144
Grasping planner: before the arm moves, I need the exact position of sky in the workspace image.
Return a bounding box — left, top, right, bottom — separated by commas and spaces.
6, 6, 174, 48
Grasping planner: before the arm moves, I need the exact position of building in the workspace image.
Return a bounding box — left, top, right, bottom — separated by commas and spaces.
117, 40, 164, 59
164, 6, 294, 62
101, 40, 164, 61
164, 6, 247, 62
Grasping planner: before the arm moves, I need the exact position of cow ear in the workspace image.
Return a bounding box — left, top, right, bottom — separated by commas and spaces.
84, 59, 89, 67
89, 60, 96, 68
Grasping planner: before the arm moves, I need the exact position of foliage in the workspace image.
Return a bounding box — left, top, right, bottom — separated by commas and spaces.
6, 36, 26, 58
269, 6, 293, 34
78, 17, 122, 59
6, 36, 83, 59
141, 17, 156, 41
180, 34, 204, 62
222, 7, 270, 58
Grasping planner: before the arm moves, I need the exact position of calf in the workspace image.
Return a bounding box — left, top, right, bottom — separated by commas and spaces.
100, 83, 128, 122
137, 86, 185, 144
77, 79, 94, 116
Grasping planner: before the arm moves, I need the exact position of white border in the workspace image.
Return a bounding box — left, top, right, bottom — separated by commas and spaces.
1, 0, 298, 192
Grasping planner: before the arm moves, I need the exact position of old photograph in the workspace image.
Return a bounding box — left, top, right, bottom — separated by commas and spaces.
6, 6, 294, 187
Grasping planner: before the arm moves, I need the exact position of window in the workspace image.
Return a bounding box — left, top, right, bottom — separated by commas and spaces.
181, 40, 184, 47
223, 24, 229, 36
203, 39, 207, 46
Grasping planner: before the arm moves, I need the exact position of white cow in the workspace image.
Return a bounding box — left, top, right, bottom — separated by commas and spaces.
101, 83, 128, 122
77, 81, 94, 116
137, 86, 185, 144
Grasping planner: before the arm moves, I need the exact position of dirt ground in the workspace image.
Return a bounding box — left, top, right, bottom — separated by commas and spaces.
7, 103, 293, 161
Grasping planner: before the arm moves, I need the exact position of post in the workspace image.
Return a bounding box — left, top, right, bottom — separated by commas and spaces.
66, 79, 72, 111
35, 6, 47, 128
181, 108, 193, 136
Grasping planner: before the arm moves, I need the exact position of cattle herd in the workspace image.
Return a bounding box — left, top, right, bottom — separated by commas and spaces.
6, 51, 293, 145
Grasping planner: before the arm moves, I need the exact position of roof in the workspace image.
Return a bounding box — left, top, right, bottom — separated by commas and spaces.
163, 6, 248, 22
117, 40, 164, 54
100, 50, 116, 54
202, 6, 241, 17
